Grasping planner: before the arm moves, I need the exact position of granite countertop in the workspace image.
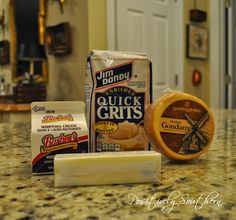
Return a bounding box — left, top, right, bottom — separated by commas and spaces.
0, 109, 235, 220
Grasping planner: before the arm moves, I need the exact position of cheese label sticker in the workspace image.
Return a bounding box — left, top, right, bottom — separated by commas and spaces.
160, 100, 213, 155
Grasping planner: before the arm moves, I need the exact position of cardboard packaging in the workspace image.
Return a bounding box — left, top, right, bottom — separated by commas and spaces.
31, 101, 89, 174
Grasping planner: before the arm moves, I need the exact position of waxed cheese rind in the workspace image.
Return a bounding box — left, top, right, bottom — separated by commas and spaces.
54, 151, 161, 187
144, 91, 215, 160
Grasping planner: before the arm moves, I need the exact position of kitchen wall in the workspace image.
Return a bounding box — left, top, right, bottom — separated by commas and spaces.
47, 0, 107, 102
46, 0, 88, 101
183, 0, 210, 104
88, 0, 107, 50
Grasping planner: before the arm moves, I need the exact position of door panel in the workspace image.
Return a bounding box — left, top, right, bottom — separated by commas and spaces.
117, 1, 147, 52
127, 9, 145, 52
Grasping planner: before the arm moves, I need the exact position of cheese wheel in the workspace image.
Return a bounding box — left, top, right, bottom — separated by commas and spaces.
144, 91, 214, 160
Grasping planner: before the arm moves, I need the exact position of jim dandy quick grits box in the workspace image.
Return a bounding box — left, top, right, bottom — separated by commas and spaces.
31, 101, 89, 174
85, 50, 152, 152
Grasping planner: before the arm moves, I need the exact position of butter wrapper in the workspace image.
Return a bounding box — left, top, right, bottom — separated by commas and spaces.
31, 101, 89, 174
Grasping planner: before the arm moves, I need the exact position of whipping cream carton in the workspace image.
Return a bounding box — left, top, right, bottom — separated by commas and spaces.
31, 101, 89, 174
85, 50, 152, 152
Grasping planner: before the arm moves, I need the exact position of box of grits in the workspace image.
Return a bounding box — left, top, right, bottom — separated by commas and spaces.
31, 101, 89, 174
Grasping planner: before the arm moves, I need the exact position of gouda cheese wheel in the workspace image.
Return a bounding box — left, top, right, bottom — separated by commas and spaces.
144, 91, 214, 160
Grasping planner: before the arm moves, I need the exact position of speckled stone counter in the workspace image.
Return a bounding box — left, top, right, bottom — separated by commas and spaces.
0, 110, 235, 220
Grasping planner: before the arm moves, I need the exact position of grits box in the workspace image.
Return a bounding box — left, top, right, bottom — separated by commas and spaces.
31, 101, 89, 174
85, 50, 152, 152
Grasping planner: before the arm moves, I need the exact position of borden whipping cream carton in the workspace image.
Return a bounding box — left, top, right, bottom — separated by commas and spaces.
31, 101, 89, 174
85, 50, 152, 152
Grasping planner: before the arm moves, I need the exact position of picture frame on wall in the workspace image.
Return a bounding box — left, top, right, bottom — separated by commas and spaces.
186, 24, 208, 60
46, 22, 72, 56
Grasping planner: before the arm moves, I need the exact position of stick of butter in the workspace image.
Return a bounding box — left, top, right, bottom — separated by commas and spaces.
54, 151, 161, 187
